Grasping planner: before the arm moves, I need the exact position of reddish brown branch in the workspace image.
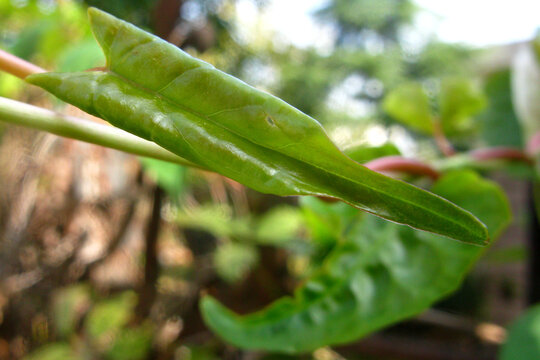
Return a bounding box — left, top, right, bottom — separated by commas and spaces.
433, 119, 456, 157
365, 156, 441, 180
0, 49, 45, 79
469, 147, 533, 165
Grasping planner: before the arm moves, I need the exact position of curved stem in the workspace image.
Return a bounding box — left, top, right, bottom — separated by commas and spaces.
0, 49, 45, 79
365, 156, 440, 180
0, 96, 204, 169
433, 119, 456, 157
469, 147, 533, 165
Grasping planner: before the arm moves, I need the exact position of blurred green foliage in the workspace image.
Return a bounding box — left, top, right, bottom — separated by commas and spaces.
383, 82, 433, 134
343, 143, 400, 163
52, 284, 91, 339
214, 242, 259, 283
25, 289, 153, 360
479, 70, 524, 147
383, 77, 486, 137
500, 303, 540, 360
201, 170, 511, 352
438, 77, 486, 135
24, 343, 76, 360
314, 0, 415, 45
140, 157, 186, 201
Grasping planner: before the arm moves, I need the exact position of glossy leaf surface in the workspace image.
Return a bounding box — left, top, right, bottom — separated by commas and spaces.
201, 171, 511, 353
27, 8, 488, 245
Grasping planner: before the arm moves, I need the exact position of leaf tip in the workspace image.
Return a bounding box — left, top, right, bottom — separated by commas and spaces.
87, 7, 118, 61
463, 217, 490, 247
25, 72, 58, 89
200, 295, 230, 323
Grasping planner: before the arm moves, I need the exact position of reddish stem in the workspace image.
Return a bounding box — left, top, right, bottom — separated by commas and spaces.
0, 49, 45, 79
364, 156, 441, 180
469, 147, 533, 165
433, 119, 456, 157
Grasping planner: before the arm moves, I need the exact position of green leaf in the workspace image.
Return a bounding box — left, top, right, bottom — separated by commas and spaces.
500, 303, 540, 360
343, 143, 400, 164
52, 284, 91, 339
176, 203, 251, 240
105, 324, 154, 360
140, 157, 185, 200
58, 38, 106, 72
214, 242, 259, 283
439, 77, 486, 135
85, 292, 136, 342
176, 345, 220, 360
23, 343, 76, 360
300, 196, 358, 247
200, 171, 511, 353
27, 8, 488, 245
382, 82, 433, 134
256, 206, 303, 245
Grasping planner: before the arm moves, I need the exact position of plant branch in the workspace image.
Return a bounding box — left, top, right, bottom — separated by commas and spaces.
469, 147, 533, 165
134, 185, 163, 323
0, 96, 204, 168
365, 156, 441, 180
0, 49, 45, 79
433, 119, 456, 157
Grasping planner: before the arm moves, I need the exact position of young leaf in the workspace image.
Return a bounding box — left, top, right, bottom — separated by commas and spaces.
27, 8, 488, 245
201, 171, 511, 353
439, 77, 486, 135
382, 82, 433, 134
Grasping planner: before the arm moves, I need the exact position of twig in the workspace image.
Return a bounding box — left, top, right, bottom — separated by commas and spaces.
469, 147, 533, 165
0, 49, 45, 79
0, 50, 202, 169
0, 96, 203, 168
134, 186, 164, 322
365, 156, 441, 180
433, 119, 456, 157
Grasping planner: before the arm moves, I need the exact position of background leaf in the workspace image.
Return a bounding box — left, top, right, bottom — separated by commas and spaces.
201, 171, 511, 353
382, 82, 433, 134
140, 157, 185, 200
214, 242, 259, 283
52, 284, 91, 339
500, 303, 540, 360
24, 343, 76, 360
343, 143, 400, 164
439, 77, 486, 135
85, 292, 136, 342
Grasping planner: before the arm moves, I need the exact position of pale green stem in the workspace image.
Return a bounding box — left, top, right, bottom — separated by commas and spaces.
0, 96, 205, 169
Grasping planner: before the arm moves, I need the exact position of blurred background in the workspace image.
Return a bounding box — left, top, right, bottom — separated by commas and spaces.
0, 0, 539, 359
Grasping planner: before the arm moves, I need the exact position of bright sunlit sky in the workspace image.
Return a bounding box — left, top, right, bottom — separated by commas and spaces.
236, 0, 540, 49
